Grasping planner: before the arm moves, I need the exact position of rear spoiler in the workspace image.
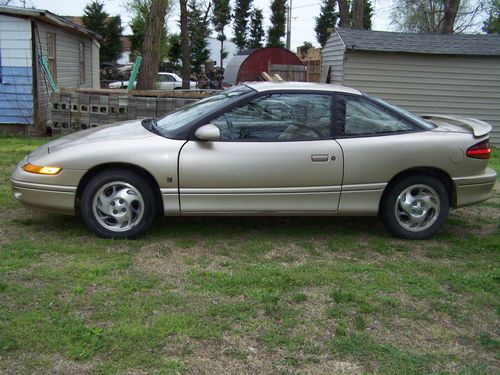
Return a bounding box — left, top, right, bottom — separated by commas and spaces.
421, 114, 492, 137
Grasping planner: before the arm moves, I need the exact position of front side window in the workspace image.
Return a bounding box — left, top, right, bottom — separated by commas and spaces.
156, 85, 253, 137
211, 93, 333, 141
336, 95, 415, 136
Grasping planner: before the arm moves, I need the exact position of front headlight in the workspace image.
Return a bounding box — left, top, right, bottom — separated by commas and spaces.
23, 163, 62, 175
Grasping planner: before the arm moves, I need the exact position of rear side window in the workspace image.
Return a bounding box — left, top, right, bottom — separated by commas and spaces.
336, 95, 415, 136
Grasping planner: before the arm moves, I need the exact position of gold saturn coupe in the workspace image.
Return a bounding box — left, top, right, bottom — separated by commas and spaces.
11, 82, 496, 239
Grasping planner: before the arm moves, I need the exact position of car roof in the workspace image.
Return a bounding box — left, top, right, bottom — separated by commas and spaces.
244, 81, 362, 95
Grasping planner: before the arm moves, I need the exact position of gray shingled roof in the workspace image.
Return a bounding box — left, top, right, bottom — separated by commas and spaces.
335, 27, 500, 56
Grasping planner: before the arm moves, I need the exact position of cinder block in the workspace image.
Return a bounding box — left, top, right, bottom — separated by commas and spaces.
90, 94, 101, 104
60, 93, 71, 103
79, 94, 90, 105
99, 95, 109, 105
60, 102, 70, 111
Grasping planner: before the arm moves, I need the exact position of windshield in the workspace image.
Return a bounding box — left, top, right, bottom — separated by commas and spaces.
156, 85, 254, 137
364, 93, 436, 130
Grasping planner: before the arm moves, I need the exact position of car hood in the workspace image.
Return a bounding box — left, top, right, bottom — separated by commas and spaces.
29, 120, 156, 161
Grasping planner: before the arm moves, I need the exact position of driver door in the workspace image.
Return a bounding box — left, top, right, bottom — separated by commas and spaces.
178, 92, 344, 214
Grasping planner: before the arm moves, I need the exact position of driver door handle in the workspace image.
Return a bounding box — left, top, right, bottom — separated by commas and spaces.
311, 154, 329, 162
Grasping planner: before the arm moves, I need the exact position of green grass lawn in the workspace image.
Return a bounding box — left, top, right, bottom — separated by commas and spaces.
1, 136, 499, 374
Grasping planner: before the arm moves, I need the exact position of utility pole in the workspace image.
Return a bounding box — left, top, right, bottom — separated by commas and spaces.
286, 0, 292, 50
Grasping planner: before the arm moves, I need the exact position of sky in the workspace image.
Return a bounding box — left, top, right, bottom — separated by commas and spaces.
26, 0, 395, 50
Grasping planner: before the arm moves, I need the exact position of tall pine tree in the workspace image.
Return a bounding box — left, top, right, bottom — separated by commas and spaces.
363, 0, 374, 29
83, 0, 123, 63
233, 0, 253, 50
212, 0, 231, 67
248, 7, 265, 48
188, 0, 211, 74
267, 0, 286, 48
483, 0, 499, 33
314, 0, 337, 47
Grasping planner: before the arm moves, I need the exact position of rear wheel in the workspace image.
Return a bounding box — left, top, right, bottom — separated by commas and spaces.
380, 175, 449, 240
81, 169, 156, 239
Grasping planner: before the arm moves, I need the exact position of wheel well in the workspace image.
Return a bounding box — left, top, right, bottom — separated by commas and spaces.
380, 167, 456, 210
75, 163, 164, 215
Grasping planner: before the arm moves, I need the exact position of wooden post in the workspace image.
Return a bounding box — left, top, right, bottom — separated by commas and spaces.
31, 21, 43, 136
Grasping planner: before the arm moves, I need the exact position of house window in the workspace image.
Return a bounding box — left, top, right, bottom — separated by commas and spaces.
79, 42, 85, 83
46, 33, 57, 83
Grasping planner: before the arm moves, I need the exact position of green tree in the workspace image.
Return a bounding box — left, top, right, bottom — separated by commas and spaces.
188, 0, 212, 75
363, 0, 374, 29
315, 0, 337, 47
82, 0, 123, 63
212, 0, 232, 67
128, 0, 170, 61
483, 0, 500, 33
165, 33, 182, 71
298, 41, 314, 59
267, 0, 286, 48
233, 0, 253, 50
248, 7, 265, 48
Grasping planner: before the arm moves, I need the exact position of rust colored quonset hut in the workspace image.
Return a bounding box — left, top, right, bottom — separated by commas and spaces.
224, 47, 306, 84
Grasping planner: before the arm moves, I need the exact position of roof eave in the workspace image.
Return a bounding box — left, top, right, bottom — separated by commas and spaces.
0, 6, 101, 40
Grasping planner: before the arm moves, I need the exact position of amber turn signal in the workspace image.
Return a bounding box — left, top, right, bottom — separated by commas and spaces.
23, 163, 62, 175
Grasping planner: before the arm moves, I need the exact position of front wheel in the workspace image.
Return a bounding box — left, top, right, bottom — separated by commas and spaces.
380, 175, 449, 240
81, 169, 156, 239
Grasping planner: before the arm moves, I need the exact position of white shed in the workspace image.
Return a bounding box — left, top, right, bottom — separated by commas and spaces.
0, 6, 100, 134
322, 28, 500, 145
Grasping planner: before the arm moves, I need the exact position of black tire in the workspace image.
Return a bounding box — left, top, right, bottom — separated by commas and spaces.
80, 169, 156, 239
380, 174, 449, 240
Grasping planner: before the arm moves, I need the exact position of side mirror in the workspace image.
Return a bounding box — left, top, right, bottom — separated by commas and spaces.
195, 124, 220, 141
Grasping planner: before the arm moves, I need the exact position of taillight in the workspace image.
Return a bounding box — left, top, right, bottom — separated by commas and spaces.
466, 139, 491, 159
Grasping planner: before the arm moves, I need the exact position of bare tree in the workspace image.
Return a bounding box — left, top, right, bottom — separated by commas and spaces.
352, 0, 364, 29
391, 0, 484, 34
337, 0, 350, 27
180, 0, 191, 89
136, 0, 169, 90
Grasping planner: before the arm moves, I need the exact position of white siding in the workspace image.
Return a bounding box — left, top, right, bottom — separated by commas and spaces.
35, 21, 95, 125
0, 14, 33, 124
341, 51, 500, 145
321, 32, 345, 84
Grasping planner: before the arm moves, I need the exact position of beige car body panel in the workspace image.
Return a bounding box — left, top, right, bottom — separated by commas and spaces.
179, 140, 343, 214
10, 82, 497, 218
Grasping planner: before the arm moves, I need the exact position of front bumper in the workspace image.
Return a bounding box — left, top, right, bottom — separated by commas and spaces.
11, 179, 77, 215
453, 167, 497, 208
10, 166, 85, 215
